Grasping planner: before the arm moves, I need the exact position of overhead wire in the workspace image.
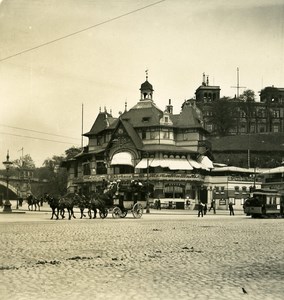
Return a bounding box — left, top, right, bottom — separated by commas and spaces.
0, 0, 166, 63
0, 132, 80, 146
0, 124, 79, 140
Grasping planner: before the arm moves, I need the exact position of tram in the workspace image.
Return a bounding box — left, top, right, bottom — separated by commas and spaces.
243, 189, 284, 218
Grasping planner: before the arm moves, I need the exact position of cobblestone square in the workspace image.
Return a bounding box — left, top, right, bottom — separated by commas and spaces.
0, 210, 283, 300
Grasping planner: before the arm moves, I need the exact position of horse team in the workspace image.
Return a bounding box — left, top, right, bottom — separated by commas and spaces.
26, 181, 119, 220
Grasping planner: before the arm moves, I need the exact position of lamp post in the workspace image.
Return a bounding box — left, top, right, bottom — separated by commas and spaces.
146, 155, 150, 213
2, 151, 13, 213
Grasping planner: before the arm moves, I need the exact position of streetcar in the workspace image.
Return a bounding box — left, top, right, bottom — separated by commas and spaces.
243, 189, 284, 218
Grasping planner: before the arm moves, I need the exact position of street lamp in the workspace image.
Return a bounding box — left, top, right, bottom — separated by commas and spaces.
2, 151, 13, 213
146, 155, 150, 214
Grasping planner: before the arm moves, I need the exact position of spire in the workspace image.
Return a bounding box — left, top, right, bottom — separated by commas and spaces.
125, 101, 128, 112
166, 99, 173, 114
145, 69, 148, 81
140, 71, 154, 101
202, 72, 206, 86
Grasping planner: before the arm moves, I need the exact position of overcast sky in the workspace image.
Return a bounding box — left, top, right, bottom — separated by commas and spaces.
0, 0, 283, 167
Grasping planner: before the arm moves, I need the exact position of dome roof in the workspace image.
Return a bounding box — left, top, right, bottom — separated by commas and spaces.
140, 80, 153, 91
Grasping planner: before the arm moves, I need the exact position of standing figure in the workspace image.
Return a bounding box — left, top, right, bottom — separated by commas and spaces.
203, 203, 208, 215
157, 198, 161, 210
229, 201, 234, 216
209, 200, 216, 214
198, 201, 204, 217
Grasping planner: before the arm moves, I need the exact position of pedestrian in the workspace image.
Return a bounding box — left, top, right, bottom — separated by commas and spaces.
229, 201, 234, 216
209, 199, 216, 214
198, 201, 204, 217
203, 203, 207, 215
157, 198, 161, 210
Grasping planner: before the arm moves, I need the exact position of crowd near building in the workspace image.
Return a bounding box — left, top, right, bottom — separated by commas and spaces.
62, 73, 284, 210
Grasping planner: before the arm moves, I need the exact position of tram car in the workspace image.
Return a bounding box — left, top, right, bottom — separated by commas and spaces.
111, 179, 151, 219
243, 189, 284, 218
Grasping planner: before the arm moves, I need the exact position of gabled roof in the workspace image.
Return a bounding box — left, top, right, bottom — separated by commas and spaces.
120, 100, 163, 127
120, 119, 143, 149
105, 117, 143, 150
84, 112, 117, 136
173, 102, 204, 129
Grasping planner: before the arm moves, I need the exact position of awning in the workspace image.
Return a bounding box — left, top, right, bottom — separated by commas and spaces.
198, 155, 214, 170
135, 158, 153, 169
188, 158, 202, 169
135, 158, 193, 170
110, 152, 134, 166
261, 166, 284, 174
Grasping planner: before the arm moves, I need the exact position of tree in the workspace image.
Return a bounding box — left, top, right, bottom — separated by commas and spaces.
209, 97, 237, 136
34, 147, 81, 196
13, 154, 35, 169
65, 146, 81, 159
239, 89, 256, 133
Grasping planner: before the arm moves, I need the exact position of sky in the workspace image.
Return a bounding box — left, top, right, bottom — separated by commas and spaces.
0, 0, 283, 167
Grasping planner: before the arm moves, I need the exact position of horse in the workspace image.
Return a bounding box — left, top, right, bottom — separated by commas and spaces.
87, 181, 118, 219
59, 193, 80, 220
26, 194, 41, 211
44, 193, 60, 220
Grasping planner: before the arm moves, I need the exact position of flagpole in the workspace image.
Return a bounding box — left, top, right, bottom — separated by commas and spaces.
81, 103, 84, 149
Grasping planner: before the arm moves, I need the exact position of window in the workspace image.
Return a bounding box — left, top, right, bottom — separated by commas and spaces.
142, 130, 147, 139
273, 125, 279, 133
234, 186, 240, 194
165, 117, 169, 123
142, 117, 150, 122
273, 110, 280, 118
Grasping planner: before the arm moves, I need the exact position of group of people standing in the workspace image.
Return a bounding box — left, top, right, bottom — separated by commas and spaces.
198, 199, 234, 217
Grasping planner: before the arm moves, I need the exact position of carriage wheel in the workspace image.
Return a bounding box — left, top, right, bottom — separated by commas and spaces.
120, 210, 128, 218
132, 203, 143, 218
112, 207, 122, 218
99, 209, 108, 219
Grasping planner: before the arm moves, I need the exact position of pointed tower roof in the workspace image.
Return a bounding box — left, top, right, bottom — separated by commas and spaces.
84, 111, 117, 136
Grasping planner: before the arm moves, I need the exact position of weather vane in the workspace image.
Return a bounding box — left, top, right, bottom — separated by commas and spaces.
145, 69, 148, 80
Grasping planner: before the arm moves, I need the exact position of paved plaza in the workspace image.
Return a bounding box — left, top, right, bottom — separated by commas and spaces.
0, 205, 283, 300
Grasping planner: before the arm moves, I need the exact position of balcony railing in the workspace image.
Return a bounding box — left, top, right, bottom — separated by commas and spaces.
73, 173, 205, 183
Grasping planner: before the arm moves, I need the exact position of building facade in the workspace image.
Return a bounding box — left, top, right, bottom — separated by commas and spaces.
195, 75, 284, 135
63, 76, 218, 208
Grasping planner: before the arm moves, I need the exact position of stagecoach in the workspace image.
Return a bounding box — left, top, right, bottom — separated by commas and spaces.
243, 189, 284, 218
99, 180, 148, 219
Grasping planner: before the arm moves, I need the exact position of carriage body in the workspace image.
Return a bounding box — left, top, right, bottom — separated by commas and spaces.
111, 180, 148, 218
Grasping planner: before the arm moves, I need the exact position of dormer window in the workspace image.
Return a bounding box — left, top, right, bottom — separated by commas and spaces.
142, 117, 150, 122
165, 116, 169, 123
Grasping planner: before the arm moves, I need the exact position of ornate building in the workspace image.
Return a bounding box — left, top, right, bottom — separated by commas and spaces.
63, 75, 215, 208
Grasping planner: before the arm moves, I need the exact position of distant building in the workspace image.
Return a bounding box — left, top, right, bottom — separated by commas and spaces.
195, 74, 284, 135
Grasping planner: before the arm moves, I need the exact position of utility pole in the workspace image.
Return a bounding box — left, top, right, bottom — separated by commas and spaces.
231, 67, 246, 98
81, 103, 84, 148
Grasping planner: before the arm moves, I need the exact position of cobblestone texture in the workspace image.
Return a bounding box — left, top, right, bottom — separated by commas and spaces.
0, 209, 283, 300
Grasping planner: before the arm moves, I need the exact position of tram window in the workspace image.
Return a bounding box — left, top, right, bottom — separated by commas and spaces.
276, 197, 280, 205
